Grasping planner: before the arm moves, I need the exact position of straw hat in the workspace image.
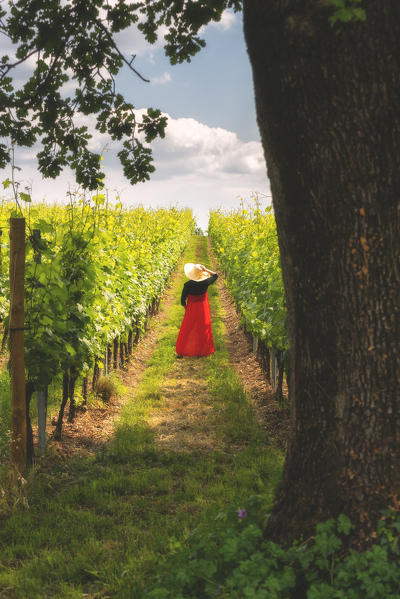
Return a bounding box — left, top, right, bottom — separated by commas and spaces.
184, 263, 209, 281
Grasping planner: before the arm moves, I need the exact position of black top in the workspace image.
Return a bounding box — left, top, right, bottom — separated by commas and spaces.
180, 273, 218, 306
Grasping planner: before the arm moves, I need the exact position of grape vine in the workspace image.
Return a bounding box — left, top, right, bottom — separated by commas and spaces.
208, 201, 288, 354
0, 197, 194, 447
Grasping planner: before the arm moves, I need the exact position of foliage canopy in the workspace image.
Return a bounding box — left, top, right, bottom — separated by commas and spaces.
0, 0, 241, 188
0, 0, 363, 188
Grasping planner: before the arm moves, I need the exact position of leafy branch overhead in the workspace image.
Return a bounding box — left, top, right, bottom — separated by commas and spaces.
0, 0, 363, 188
0, 0, 174, 188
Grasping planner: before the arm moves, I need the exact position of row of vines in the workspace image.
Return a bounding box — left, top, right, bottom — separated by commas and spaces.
0, 197, 194, 459
208, 202, 288, 398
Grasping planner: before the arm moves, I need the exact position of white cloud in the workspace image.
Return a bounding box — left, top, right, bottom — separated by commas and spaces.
0, 113, 269, 230
150, 72, 172, 86
148, 113, 265, 179
114, 23, 168, 60
207, 10, 237, 31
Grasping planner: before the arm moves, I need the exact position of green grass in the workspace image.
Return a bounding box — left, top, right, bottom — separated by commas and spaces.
0, 236, 283, 599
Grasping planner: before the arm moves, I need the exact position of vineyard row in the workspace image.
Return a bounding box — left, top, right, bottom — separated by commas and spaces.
208, 203, 288, 398
0, 200, 194, 458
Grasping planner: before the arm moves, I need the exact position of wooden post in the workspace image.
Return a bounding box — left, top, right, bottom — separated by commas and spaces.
103, 348, 108, 376
113, 338, 118, 370
92, 361, 100, 390
82, 376, 88, 406
271, 349, 277, 391
37, 388, 47, 454
264, 344, 271, 384
119, 341, 124, 368
127, 329, 133, 355
9, 217, 26, 475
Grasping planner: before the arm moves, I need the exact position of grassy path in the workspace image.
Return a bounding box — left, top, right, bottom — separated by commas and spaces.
0, 236, 283, 599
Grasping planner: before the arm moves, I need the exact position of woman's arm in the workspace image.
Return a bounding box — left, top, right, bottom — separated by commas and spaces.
199, 264, 217, 275
181, 285, 188, 307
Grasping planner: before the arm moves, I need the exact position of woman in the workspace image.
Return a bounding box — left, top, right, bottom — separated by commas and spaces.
176, 262, 218, 357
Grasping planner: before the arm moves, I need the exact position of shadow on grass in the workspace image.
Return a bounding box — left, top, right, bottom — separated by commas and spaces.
0, 411, 282, 599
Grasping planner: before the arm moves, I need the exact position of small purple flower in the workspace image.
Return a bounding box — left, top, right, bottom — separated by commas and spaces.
215, 585, 223, 596
238, 508, 247, 519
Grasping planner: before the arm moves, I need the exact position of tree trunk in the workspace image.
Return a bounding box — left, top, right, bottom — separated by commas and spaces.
243, 0, 400, 545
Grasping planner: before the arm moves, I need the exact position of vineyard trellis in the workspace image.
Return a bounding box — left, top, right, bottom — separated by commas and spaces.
0, 197, 194, 466
208, 201, 288, 400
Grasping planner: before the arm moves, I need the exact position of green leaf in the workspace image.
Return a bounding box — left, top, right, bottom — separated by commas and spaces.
337, 514, 353, 535
65, 343, 76, 356
20, 192, 32, 202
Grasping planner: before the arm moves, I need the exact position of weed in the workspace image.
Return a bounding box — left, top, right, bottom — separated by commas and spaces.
143, 500, 400, 599
94, 375, 119, 403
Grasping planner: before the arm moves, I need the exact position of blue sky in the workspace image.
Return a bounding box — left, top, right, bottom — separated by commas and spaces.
1, 9, 271, 230
119, 12, 260, 142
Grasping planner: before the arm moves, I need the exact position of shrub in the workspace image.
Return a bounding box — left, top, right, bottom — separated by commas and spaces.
142, 497, 400, 599
94, 375, 118, 403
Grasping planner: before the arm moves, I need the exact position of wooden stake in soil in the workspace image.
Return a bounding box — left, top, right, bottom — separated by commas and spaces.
9, 217, 27, 476
37, 388, 47, 453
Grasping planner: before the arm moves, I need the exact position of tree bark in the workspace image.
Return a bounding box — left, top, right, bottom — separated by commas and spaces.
243, 0, 400, 545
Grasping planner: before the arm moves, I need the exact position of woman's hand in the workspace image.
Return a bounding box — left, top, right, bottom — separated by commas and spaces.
199, 264, 216, 275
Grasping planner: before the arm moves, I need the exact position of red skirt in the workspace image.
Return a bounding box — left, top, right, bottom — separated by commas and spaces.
176, 293, 215, 356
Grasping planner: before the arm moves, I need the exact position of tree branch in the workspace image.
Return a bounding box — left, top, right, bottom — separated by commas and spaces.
22, 39, 69, 109
0, 48, 40, 81
96, 19, 150, 83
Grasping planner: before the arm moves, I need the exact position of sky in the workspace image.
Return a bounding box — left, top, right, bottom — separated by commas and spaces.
0, 9, 271, 231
